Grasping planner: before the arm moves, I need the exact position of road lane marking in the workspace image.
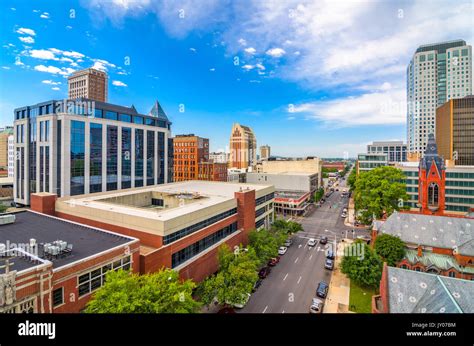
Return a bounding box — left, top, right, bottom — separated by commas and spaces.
294, 257, 299, 264
298, 244, 302, 249
283, 273, 288, 281
262, 306, 268, 313
297, 276, 302, 284
309, 254, 313, 260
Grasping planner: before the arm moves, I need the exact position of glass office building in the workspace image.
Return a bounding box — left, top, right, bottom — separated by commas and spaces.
407, 40, 472, 155
13, 98, 173, 206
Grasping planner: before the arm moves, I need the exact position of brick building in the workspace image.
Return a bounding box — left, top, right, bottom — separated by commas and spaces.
197, 162, 228, 182
0, 196, 139, 313
173, 134, 209, 182
52, 181, 275, 282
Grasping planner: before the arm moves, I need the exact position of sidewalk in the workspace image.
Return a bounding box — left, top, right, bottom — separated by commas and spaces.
344, 196, 355, 227
323, 240, 353, 313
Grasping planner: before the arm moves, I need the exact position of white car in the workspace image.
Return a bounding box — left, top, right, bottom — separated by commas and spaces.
278, 246, 288, 255
307, 238, 317, 247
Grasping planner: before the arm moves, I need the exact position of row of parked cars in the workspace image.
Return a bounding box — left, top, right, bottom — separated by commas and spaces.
309, 237, 335, 313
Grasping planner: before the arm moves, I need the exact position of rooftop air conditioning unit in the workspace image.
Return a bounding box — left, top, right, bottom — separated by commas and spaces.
0, 214, 15, 225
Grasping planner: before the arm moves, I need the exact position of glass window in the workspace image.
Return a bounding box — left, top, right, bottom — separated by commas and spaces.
105, 111, 118, 120
146, 131, 155, 185
135, 129, 144, 187
94, 108, 103, 118
90, 123, 102, 193
122, 127, 132, 189
107, 126, 118, 191
70, 120, 85, 195
120, 113, 132, 123
134, 116, 144, 124
52, 287, 64, 307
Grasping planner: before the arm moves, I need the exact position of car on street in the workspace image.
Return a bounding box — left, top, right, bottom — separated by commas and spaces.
319, 236, 328, 245
325, 258, 334, 270
278, 246, 288, 255
284, 238, 293, 247
309, 298, 324, 314
307, 238, 317, 247
228, 293, 251, 309
326, 250, 335, 260
258, 266, 271, 279
267, 257, 280, 266
252, 279, 263, 292
343, 207, 348, 213
316, 281, 329, 298
341, 212, 347, 218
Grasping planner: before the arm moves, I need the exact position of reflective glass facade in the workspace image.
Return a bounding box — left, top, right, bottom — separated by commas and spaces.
90, 123, 102, 193
146, 131, 154, 185
135, 129, 144, 187
70, 120, 85, 195
106, 125, 118, 191
121, 127, 132, 189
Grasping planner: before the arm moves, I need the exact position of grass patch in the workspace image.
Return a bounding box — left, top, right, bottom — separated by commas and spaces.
349, 281, 377, 313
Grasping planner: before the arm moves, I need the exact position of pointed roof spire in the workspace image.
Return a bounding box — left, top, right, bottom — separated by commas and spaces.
148, 100, 169, 121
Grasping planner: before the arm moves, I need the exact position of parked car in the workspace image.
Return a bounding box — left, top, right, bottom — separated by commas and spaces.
267, 257, 280, 266
325, 258, 334, 270
258, 266, 271, 279
316, 281, 329, 298
228, 293, 251, 309
278, 246, 288, 255
307, 238, 317, 247
326, 250, 335, 260
319, 236, 328, 245
309, 298, 324, 314
343, 207, 348, 213
284, 238, 293, 247
252, 279, 263, 292
341, 213, 347, 218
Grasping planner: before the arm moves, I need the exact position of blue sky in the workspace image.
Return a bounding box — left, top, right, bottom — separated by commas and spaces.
0, 0, 472, 157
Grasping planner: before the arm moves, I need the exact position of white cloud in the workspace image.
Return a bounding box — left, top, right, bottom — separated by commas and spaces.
30, 49, 57, 60
209, 68, 215, 72
66, 25, 73, 30
238, 38, 247, 46
42, 80, 61, 85
256, 63, 265, 70
34, 65, 62, 74
91, 58, 115, 71
244, 47, 256, 54
242, 64, 254, 70
112, 80, 127, 87
51, 87, 60, 91
266, 48, 286, 58
63, 51, 85, 59
11, 8, 16, 11
189, 47, 196, 52
290, 88, 406, 127
19, 37, 34, 44
40, 12, 50, 19
16, 28, 36, 36
14, 59, 24, 66
2, 66, 11, 70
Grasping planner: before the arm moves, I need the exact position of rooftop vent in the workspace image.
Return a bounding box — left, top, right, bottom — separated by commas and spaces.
0, 214, 15, 225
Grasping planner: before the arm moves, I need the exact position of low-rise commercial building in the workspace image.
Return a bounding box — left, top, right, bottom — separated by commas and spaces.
51, 181, 275, 282
367, 141, 407, 163
209, 152, 228, 164
0, 204, 139, 313
356, 153, 388, 173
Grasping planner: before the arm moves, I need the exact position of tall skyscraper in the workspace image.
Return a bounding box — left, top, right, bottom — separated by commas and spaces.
407, 40, 472, 156
13, 98, 172, 206
436, 96, 474, 166
172, 134, 209, 181
260, 145, 271, 160
229, 123, 257, 169
68, 68, 108, 102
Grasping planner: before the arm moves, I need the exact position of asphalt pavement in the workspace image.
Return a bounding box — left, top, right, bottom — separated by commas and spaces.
240, 178, 366, 313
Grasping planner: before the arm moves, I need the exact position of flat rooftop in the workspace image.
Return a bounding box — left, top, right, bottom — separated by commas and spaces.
59, 180, 274, 222
249, 171, 316, 177
0, 211, 135, 274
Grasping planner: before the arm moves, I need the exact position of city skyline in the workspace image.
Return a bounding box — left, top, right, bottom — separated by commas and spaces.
0, 0, 473, 158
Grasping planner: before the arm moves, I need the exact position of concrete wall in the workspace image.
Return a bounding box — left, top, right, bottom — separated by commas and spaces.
246, 172, 316, 192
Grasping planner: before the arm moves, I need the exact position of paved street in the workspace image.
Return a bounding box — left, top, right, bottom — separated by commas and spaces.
240, 178, 367, 313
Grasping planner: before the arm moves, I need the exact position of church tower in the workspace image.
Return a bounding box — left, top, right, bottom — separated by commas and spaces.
418, 133, 446, 215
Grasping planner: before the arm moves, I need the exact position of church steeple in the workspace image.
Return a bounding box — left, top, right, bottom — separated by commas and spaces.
418, 133, 446, 215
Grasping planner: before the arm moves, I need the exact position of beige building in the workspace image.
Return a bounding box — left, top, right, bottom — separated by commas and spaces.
68, 68, 108, 102
260, 145, 271, 160
229, 123, 257, 170
256, 157, 322, 174
0, 127, 14, 174
436, 96, 474, 166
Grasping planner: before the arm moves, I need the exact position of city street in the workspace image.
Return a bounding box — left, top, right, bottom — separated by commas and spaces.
240, 177, 367, 313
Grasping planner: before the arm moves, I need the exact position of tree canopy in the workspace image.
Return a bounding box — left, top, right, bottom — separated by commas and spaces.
197, 244, 259, 307
85, 268, 201, 313
353, 166, 409, 223
340, 241, 383, 288
347, 169, 357, 191
248, 228, 280, 265
374, 233, 406, 266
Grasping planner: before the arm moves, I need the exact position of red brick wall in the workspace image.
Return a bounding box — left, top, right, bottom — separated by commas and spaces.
235, 189, 256, 243
372, 263, 389, 313
30, 194, 57, 215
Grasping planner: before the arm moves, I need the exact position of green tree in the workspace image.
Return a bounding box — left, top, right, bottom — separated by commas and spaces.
341, 241, 383, 287
198, 244, 259, 307
271, 219, 303, 235
347, 169, 357, 191
0, 205, 8, 213
354, 166, 409, 223
313, 187, 324, 202
248, 229, 279, 265
374, 234, 406, 266
85, 268, 201, 313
